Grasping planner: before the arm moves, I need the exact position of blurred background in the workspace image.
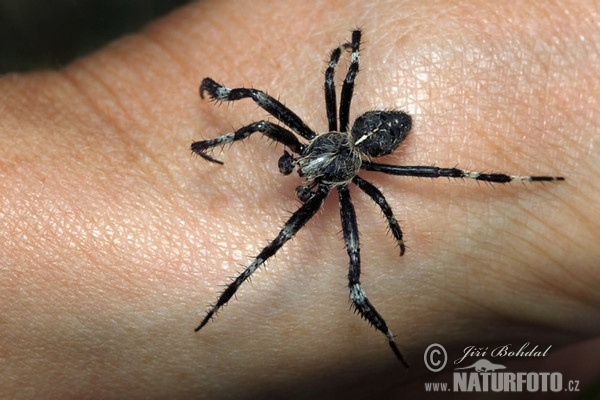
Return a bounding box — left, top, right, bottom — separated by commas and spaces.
0, 0, 192, 73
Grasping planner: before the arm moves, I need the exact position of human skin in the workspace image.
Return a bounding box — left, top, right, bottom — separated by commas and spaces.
1, 0, 599, 398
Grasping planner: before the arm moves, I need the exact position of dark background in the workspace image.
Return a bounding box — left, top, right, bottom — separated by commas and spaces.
0, 0, 192, 73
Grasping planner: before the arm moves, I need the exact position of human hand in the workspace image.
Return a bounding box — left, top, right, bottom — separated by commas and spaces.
1, 1, 598, 398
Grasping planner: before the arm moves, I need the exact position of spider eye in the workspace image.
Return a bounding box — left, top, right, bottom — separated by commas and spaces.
351, 111, 411, 157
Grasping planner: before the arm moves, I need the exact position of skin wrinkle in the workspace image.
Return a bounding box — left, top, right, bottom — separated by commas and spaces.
64, 58, 128, 139
142, 23, 195, 84
469, 225, 596, 334
65, 53, 195, 262
6, 72, 188, 290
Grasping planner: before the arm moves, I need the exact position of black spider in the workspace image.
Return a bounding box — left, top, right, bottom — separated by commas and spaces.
191, 29, 564, 367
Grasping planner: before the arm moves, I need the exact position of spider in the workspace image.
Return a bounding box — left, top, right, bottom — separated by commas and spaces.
191, 29, 564, 367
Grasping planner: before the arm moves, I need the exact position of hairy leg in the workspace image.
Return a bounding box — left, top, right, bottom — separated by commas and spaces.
325, 46, 341, 132
353, 175, 405, 255
361, 162, 565, 183
191, 120, 305, 164
338, 29, 361, 132
337, 185, 409, 367
201, 77, 316, 140
196, 183, 331, 331
324, 39, 353, 132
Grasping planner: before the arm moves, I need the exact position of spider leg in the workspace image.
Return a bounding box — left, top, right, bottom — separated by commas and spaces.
337, 185, 409, 367
191, 120, 305, 164
325, 46, 342, 132
201, 78, 316, 140
361, 162, 565, 182
195, 183, 331, 331
339, 29, 361, 132
353, 176, 405, 256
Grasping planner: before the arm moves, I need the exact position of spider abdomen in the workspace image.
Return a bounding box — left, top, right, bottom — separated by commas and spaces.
297, 132, 362, 185
351, 111, 412, 157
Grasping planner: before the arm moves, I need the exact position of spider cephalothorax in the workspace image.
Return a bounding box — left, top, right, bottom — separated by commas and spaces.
191, 29, 563, 366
